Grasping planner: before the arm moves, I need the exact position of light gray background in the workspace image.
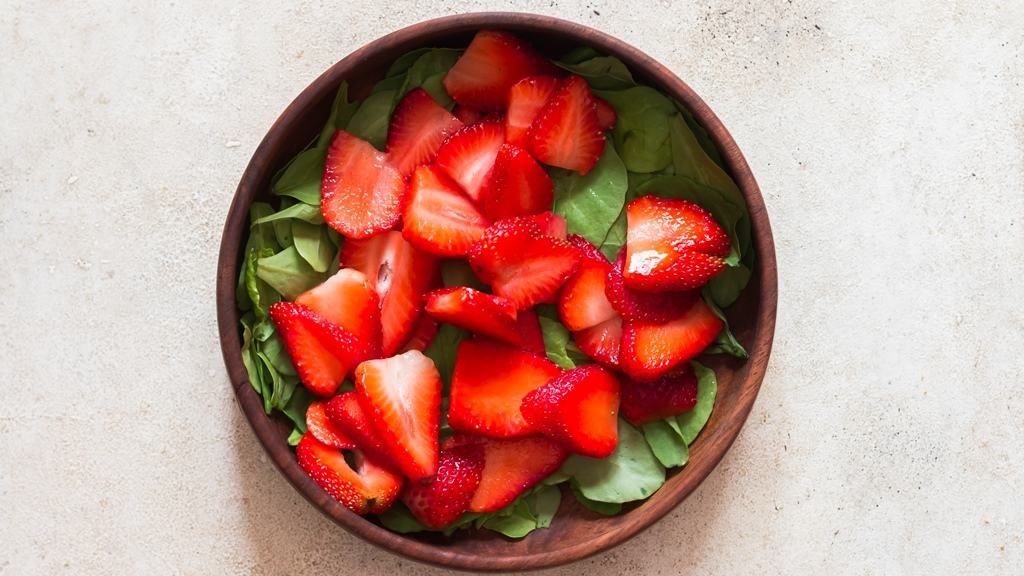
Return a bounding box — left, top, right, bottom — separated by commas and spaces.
2, 1, 1022, 574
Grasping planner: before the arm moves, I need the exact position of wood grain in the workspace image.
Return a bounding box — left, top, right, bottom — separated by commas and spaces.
216, 12, 777, 572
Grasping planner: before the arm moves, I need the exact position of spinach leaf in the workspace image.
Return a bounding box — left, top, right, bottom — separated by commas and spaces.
253, 202, 323, 225
441, 259, 488, 291
642, 420, 690, 468
571, 484, 623, 515
561, 419, 665, 503
596, 87, 677, 173
378, 503, 428, 533
552, 143, 628, 246
531, 484, 562, 528
398, 48, 461, 103
245, 248, 280, 320
240, 315, 263, 396
480, 510, 537, 538
287, 427, 303, 446
674, 101, 724, 166
539, 316, 577, 369
281, 387, 313, 432
677, 362, 717, 444
261, 331, 296, 376
256, 246, 327, 300
702, 296, 748, 358
271, 147, 325, 205
557, 56, 635, 90
345, 89, 395, 150
317, 81, 359, 148
291, 220, 335, 273
707, 263, 751, 309
424, 323, 467, 386
385, 48, 431, 77
559, 46, 601, 64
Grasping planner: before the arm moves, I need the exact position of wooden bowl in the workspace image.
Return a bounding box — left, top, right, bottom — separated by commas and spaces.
217, 12, 777, 572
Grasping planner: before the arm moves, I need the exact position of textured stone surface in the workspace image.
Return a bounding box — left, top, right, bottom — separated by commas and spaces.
2, 1, 1022, 574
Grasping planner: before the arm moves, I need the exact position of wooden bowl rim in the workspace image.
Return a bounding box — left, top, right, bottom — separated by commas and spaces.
216, 12, 777, 572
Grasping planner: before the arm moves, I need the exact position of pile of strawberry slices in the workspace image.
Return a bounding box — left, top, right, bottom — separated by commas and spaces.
271, 30, 732, 528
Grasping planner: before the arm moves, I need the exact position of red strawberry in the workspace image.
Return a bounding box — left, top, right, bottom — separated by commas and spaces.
496, 211, 568, 239
594, 96, 617, 131
468, 215, 580, 309
605, 250, 700, 322
624, 195, 730, 291
325, 391, 399, 470
620, 366, 700, 426
448, 339, 561, 437
295, 268, 382, 356
573, 315, 623, 368
386, 88, 463, 177
620, 297, 723, 381
402, 165, 489, 257
443, 30, 558, 111
268, 302, 372, 397
516, 308, 545, 355
321, 130, 405, 239
527, 76, 605, 175
434, 120, 506, 202
452, 104, 484, 125
558, 236, 617, 332
479, 144, 554, 221
402, 444, 484, 528
443, 434, 567, 513
520, 365, 620, 458
355, 350, 441, 481
306, 401, 354, 450
505, 75, 560, 146
296, 433, 403, 515
400, 314, 438, 353
340, 231, 439, 356
424, 287, 522, 346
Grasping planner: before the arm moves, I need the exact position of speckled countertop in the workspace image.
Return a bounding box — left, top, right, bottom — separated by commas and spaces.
2, 1, 1022, 574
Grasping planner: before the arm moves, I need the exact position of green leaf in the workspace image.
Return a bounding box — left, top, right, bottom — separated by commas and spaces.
675, 101, 724, 166
346, 89, 395, 150
552, 143, 628, 246
256, 246, 327, 300
377, 503, 428, 533
539, 317, 577, 369
281, 387, 313, 432
385, 48, 431, 77
317, 81, 359, 148
677, 362, 717, 444
541, 470, 572, 486
480, 511, 537, 538
702, 296, 748, 358
398, 48, 461, 101
238, 203, 279, 310
596, 87, 677, 173
240, 315, 264, 396
707, 263, 751, 309
245, 248, 280, 320
561, 419, 665, 503
441, 259, 487, 291
271, 147, 325, 205
253, 202, 324, 225
420, 73, 453, 108
287, 427, 303, 446
424, 323, 467, 386
642, 420, 690, 468
291, 220, 335, 273
571, 484, 622, 515
261, 331, 296, 376
531, 484, 562, 528
559, 46, 601, 65
598, 206, 628, 261
557, 56, 635, 90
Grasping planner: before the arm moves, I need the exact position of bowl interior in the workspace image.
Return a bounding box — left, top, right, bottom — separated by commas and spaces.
218, 13, 776, 572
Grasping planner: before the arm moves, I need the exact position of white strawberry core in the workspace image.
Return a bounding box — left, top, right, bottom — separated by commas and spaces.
628, 250, 666, 275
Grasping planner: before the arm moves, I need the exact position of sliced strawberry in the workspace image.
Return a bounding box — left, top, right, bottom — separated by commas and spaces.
321, 130, 405, 239
355, 350, 441, 481
296, 433, 403, 515
340, 231, 439, 356
434, 120, 505, 202
424, 287, 522, 346
443, 434, 567, 513
268, 302, 372, 397
402, 444, 484, 528
558, 236, 617, 332
400, 314, 439, 353
527, 75, 605, 175
516, 308, 545, 355
527, 211, 568, 239
449, 339, 561, 437
620, 366, 700, 425
624, 195, 731, 291
452, 104, 484, 124
520, 365, 620, 458
573, 315, 623, 368
443, 30, 558, 111
594, 96, 617, 131
295, 268, 382, 356
605, 250, 700, 322
386, 88, 463, 177
325, 391, 398, 470
306, 401, 354, 450
468, 215, 580, 309
505, 75, 560, 146
479, 144, 554, 221
620, 297, 723, 381
402, 165, 489, 256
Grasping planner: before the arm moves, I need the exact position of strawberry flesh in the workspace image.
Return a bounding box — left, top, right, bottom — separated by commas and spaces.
386, 88, 463, 177
594, 96, 617, 131
326, 391, 400, 471
452, 104, 484, 125
605, 250, 700, 322
321, 130, 405, 239
402, 443, 484, 528
515, 308, 546, 355
295, 268, 382, 357
620, 366, 700, 426
443, 30, 558, 111
479, 143, 554, 221
505, 75, 560, 146
399, 314, 439, 353
306, 401, 354, 450
558, 236, 617, 332
434, 120, 506, 202
424, 287, 522, 346
573, 315, 623, 368
402, 164, 489, 257
296, 433, 403, 515
620, 297, 723, 381
520, 365, 620, 458
527, 75, 605, 175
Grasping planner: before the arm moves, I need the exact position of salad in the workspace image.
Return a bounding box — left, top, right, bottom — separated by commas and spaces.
237, 30, 753, 538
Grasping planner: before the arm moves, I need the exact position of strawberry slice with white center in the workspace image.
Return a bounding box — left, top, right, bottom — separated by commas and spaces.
355, 350, 441, 481
468, 213, 581, 309
401, 444, 484, 528
594, 96, 617, 131
624, 195, 731, 291
386, 88, 463, 177
448, 339, 561, 437
604, 250, 700, 322
573, 315, 623, 369
306, 401, 354, 450
620, 297, 723, 381
402, 164, 490, 257
296, 433, 403, 515
326, 391, 400, 471
295, 268, 382, 357
520, 365, 621, 458
479, 143, 554, 221
442, 30, 559, 111
527, 75, 606, 175
558, 235, 617, 331
505, 75, 560, 146
321, 130, 405, 239
434, 120, 506, 202
399, 314, 439, 353
340, 231, 439, 356
424, 287, 523, 346
268, 302, 373, 397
